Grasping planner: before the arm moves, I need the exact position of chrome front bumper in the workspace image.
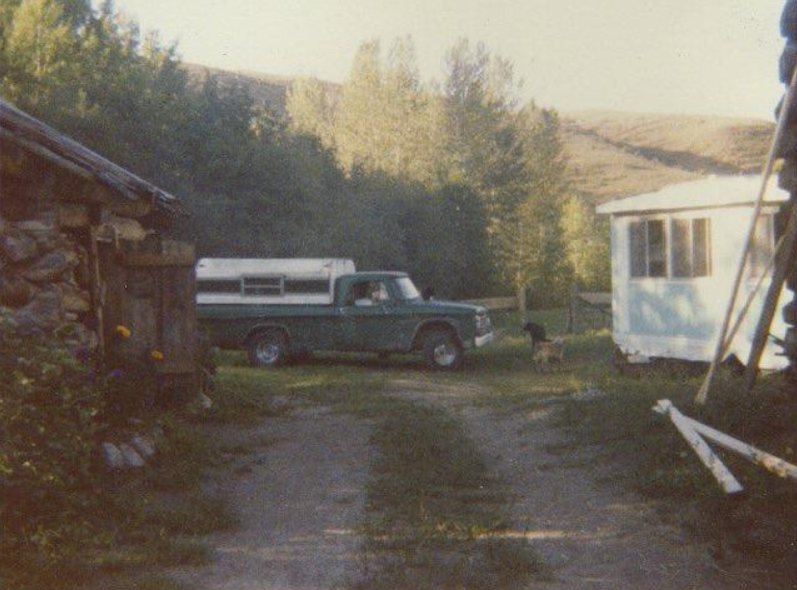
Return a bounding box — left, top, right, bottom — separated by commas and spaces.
474, 332, 494, 347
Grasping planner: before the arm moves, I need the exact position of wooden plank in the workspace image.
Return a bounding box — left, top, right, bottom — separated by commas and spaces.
578, 292, 612, 306
160, 263, 197, 365
57, 203, 90, 228
683, 414, 797, 481
89, 226, 106, 363
743, 199, 797, 392
653, 400, 744, 494
0, 97, 179, 212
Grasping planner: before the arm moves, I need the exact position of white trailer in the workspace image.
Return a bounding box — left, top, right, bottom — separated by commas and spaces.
597, 175, 791, 370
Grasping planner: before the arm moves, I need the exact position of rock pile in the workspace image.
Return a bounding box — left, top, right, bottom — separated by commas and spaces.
0, 210, 94, 349
100, 433, 158, 469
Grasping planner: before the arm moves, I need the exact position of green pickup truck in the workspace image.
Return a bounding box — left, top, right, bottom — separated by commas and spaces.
196, 258, 493, 369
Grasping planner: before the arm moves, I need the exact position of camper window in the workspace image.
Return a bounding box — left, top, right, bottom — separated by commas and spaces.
671, 218, 711, 278
284, 279, 330, 294
197, 279, 242, 294
243, 276, 283, 296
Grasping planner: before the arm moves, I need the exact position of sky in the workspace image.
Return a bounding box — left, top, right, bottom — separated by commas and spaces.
114, 0, 787, 119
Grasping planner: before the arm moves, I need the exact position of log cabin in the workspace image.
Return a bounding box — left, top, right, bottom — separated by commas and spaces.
0, 98, 198, 400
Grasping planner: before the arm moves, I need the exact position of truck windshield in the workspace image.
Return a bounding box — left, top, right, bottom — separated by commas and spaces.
394, 277, 421, 300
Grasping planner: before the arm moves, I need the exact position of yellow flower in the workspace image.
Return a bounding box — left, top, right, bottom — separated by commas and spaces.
115, 325, 132, 339
150, 350, 164, 361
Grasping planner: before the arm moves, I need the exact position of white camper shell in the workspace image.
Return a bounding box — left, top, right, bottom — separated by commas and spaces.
196, 258, 356, 305
597, 175, 791, 370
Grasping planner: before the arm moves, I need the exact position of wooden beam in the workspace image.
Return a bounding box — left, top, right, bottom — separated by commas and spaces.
683, 413, 797, 481
1, 97, 179, 213
655, 399, 797, 485
653, 400, 744, 494
712, 228, 787, 364
696, 66, 797, 405
743, 199, 797, 392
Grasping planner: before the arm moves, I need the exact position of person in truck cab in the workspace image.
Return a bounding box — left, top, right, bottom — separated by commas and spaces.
352, 280, 389, 307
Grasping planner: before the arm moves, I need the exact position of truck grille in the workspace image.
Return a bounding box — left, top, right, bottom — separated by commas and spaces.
475, 314, 492, 336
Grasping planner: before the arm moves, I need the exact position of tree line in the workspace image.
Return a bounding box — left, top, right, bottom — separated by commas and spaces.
0, 0, 609, 303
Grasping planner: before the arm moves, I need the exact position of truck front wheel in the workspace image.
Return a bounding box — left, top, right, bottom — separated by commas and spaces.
247, 329, 289, 368
423, 331, 463, 370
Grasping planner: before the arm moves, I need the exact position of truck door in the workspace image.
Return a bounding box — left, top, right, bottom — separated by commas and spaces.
340, 279, 396, 351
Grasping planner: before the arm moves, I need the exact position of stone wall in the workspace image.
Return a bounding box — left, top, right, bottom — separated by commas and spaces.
0, 211, 95, 350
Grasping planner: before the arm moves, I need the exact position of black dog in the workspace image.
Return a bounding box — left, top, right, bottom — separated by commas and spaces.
523, 322, 549, 345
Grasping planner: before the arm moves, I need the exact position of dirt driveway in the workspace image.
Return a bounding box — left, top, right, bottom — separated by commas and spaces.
168, 377, 772, 590
389, 377, 770, 590
171, 407, 373, 590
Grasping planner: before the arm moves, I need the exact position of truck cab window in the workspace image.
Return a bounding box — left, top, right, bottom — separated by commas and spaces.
350, 280, 390, 306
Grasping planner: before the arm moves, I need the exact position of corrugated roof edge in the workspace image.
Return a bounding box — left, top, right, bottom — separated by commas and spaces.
0, 97, 179, 215
596, 175, 789, 215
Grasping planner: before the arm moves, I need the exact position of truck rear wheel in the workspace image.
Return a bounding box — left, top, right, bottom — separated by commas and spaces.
423, 330, 463, 370
247, 329, 289, 368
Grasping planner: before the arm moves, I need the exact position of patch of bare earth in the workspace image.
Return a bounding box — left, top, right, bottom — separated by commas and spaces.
389, 377, 770, 590
171, 407, 373, 590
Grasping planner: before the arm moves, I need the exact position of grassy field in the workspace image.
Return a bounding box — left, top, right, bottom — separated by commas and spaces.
212, 307, 797, 579
59, 307, 796, 589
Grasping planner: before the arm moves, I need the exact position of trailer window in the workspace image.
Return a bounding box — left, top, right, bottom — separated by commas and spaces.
242, 276, 283, 296
629, 221, 647, 278
197, 279, 241, 294
647, 220, 667, 277
671, 218, 711, 278
692, 219, 711, 277
629, 219, 667, 278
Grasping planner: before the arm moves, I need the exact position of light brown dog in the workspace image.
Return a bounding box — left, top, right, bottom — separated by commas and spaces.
532, 337, 565, 365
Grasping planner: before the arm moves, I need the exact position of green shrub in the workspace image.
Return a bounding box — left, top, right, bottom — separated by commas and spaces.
0, 310, 106, 584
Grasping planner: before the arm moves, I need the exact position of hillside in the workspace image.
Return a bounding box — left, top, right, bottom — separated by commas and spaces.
561, 111, 773, 203
186, 63, 774, 203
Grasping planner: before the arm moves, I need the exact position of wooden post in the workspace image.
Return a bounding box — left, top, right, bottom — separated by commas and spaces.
516, 279, 527, 327
655, 399, 797, 484
653, 400, 744, 494
696, 66, 797, 405
684, 413, 797, 481
566, 284, 577, 334
88, 226, 105, 365
743, 200, 797, 392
